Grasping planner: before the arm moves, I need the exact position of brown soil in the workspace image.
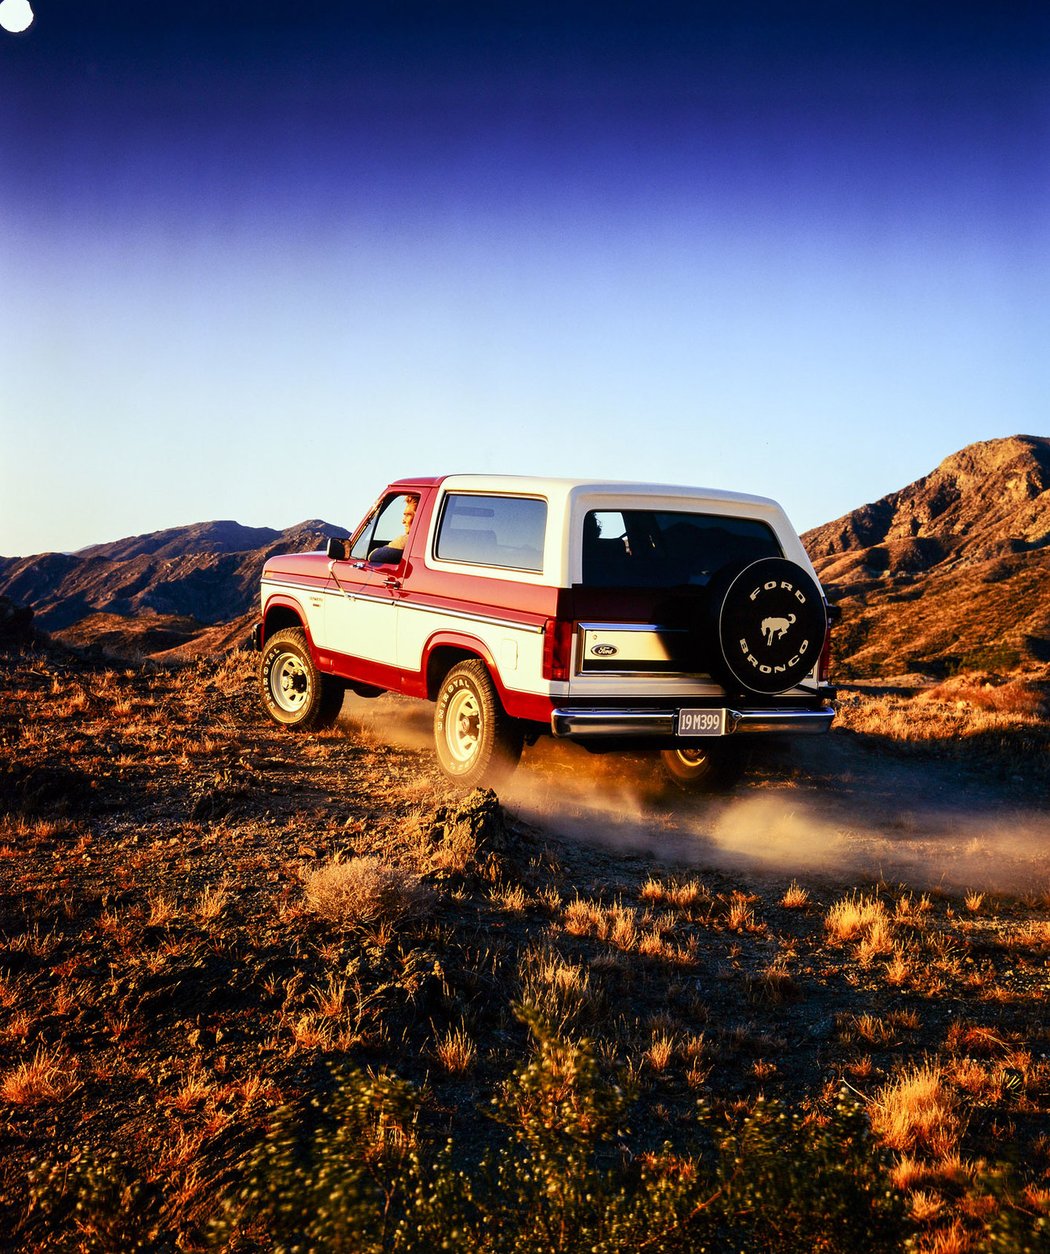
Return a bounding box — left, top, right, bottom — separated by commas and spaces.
1, 639, 1048, 1250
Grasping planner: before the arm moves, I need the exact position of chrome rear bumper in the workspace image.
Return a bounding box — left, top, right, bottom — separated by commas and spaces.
550, 706, 834, 739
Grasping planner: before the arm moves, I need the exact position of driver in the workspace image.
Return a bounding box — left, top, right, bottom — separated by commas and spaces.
368, 495, 419, 565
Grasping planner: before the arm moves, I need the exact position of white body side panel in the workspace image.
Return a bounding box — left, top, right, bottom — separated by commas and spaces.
324, 585, 400, 667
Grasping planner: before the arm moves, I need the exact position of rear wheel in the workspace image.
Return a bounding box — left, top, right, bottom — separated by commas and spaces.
660, 743, 749, 792
259, 628, 344, 729
434, 660, 524, 790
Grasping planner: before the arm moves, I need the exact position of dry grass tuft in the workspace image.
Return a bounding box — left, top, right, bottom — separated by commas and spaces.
884, 946, 912, 987
846, 1013, 898, 1047
643, 1031, 677, 1073
1, 1046, 77, 1105
490, 882, 529, 915
915, 1218, 973, 1254
147, 893, 178, 928
921, 672, 1046, 718
563, 897, 640, 951
856, 913, 896, 963
518, 946, 601, 1031
870, 1063, 960, 1156
435, 1025, 477, 1073
724, 891, 761, 933
825, 893, 893, 952
780, 880, 810, 909
303, 856, 435, 930
639, 876, 709, 911
197, 880, 231, 922
909, 1189, 946, 1223
943, 1022, 1007, 1058
752, 961, 799, 1005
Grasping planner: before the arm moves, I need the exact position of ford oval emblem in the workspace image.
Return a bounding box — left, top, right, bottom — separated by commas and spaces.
590, 643, 618, 657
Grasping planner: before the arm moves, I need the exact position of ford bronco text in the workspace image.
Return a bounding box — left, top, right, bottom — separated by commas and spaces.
253, 476, 836, 790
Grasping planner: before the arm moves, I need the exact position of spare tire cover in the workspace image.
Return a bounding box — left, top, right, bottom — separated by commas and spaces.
713, 557, 827, 696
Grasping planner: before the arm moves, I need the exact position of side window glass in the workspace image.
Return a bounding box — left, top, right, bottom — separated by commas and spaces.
582, 510, 632, 583
349, 504, 382, 560
435, 494, 546, 571
349, 494, 418, 561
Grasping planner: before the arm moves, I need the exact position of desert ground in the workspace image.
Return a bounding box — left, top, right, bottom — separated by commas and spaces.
1, 637, 1048, 1251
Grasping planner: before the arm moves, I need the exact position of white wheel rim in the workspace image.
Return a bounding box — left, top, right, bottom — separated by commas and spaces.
271, 651, 310, 713
445, 688, 481, 764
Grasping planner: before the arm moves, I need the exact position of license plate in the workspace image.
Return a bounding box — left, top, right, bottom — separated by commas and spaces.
677, 708, 726, 737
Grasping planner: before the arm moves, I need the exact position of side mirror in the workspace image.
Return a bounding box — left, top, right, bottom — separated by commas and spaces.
326, 537, 351, 562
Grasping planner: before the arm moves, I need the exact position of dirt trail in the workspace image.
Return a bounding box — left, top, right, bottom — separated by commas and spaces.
341, 693, 1050, 895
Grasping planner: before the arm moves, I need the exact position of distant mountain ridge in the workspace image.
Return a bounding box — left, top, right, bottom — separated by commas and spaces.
74, 520, 286, 563
0, 519, 345, 656
803, 435, 1050, 678
3, 437, 1048, 674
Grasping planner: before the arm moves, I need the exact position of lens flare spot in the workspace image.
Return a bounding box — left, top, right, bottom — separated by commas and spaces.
0, 0, 33, 33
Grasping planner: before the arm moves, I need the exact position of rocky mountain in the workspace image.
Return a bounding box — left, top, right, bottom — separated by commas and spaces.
4, 436, 1047, 675
803, 435, 1050, 679
0, 519, 346, 658
74, 520, 287, 564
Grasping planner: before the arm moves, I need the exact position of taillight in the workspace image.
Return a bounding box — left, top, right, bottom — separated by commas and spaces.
542, 618, 574, 682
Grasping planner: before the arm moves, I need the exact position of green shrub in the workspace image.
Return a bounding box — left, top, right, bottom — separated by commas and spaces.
209, 1064, 435, 1252
26, 1152, 165, 1252
210, 1011, 907, 1253
715, 1091, 903, 1253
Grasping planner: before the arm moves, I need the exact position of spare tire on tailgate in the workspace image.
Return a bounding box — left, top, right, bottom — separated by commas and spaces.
705, 557, 827, 696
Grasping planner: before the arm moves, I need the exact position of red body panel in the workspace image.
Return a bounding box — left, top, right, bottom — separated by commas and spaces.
262, 552, 332, 579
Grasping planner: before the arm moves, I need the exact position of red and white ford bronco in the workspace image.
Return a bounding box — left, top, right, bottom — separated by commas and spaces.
254, 476, 836, 790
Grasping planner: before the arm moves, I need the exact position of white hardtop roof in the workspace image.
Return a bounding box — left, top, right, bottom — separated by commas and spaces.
425, 475, 812, 583
438, 474, 780, 512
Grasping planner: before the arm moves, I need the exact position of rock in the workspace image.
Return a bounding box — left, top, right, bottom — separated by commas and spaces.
423, 789, 518, 880
0, 762, 95, 815
0, 594, 34, 643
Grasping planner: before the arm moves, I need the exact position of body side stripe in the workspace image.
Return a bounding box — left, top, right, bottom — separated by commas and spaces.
261, 579, 545, 634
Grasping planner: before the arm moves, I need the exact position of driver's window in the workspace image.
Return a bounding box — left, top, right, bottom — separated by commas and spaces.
349, 494, 414, 562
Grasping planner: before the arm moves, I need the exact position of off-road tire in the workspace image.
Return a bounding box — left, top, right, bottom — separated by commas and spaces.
259, 628, 344, 729
659, 743, 750, 792
434, 660, 524, 790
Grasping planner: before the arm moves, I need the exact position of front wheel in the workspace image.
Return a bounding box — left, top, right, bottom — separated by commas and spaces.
434, 660, 524, 790
660, 742, 749, 792
259, 628, 345, 729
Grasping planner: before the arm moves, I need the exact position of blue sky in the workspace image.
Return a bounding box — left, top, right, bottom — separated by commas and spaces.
2, 0, 1047, 556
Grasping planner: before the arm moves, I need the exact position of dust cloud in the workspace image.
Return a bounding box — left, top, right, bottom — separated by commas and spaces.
339, 691, 436, 755
505, 740, 1050, 896
339, 694, 1050, 896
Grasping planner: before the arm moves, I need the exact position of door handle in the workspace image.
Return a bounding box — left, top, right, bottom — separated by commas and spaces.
384, 576, 402, 589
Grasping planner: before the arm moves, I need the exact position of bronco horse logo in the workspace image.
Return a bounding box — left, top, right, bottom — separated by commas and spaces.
760, 613, 796, 645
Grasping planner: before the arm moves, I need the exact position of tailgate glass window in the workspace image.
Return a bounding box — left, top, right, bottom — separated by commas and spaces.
436, 494, 547, 571
583, 510, 781, 587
